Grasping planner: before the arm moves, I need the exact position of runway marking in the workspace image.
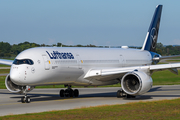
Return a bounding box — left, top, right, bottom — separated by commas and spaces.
31, 97, 94, 104
0, 102, 21, 106
0, 96, 94, 106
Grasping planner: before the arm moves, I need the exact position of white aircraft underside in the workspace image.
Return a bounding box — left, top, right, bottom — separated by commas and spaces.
1, 5, 180, 103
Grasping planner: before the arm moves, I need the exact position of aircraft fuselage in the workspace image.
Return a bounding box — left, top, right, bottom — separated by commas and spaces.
10, 47, 152, 86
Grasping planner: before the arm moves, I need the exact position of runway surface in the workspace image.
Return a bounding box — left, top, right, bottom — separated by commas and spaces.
0, 85, 180, 116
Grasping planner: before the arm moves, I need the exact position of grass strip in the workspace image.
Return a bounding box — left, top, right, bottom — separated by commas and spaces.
166, 60, 180, 62
0, 64, 10, 67
152, 70, 180, 85
0, 76, 6, 89
1, 98, 180, 120
158, 62, 167, 64
0, 69, 10, 74
172, 57, 180, 59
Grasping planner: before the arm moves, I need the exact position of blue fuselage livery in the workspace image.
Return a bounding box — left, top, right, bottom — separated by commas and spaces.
46, 51, 74, 59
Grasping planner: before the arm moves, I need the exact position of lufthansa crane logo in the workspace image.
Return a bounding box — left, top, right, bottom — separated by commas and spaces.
150, 28, 157, 49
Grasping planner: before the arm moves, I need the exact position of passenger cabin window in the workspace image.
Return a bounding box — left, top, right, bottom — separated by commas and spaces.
13, 59, 34, 65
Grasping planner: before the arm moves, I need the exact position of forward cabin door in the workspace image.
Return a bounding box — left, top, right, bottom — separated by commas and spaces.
76, 54, 82, 69
42, 54, 50, 70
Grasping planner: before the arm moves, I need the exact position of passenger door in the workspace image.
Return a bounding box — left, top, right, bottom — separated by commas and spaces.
42, 54, 50, 70
76, 54, 82, 69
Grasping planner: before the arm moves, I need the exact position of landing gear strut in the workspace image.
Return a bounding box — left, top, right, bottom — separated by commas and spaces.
59, 85, 79, 97
117, 89, 136, 98
21, 86, 31, 103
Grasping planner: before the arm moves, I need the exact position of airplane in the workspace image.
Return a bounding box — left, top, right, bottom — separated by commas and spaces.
1, 5, 180, 103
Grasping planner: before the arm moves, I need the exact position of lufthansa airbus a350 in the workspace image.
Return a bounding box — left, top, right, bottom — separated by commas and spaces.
1, 5, 180, 103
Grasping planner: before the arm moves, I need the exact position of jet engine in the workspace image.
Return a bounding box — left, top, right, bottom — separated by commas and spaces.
5, 74, 34, 94
121, 71, 153, 95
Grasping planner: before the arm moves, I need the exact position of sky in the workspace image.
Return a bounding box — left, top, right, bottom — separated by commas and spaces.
0, 0, 180, 46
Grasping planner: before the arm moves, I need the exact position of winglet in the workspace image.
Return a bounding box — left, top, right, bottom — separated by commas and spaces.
142, 5, 163, 52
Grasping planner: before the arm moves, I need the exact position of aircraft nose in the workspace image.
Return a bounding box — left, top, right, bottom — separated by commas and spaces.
10, 68, 22, 85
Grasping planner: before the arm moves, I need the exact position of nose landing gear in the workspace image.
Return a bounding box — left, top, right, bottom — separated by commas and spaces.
21, 95, 30, 103
21, 86, 31, 103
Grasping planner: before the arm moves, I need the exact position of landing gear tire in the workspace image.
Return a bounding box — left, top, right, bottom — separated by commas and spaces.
64, 89, 74, 97
21, 96, 31, 103
69, 89, 74, 97
117, 89, 125, 98
117, 90, 121, 98
26, 96, 31, 103
74, 89, 79, 97
65, 89, 69, 97
21, 96, 26, 103
59, 85, 79, 98
60, 89, 65, 97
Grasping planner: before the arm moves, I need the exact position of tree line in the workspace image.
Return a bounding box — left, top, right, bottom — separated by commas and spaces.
156, 43, 180, 55
0, 41, 179, 58
0, 41, 96, 58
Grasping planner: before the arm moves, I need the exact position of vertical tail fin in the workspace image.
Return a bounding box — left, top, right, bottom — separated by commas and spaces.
142, 5, 163, 52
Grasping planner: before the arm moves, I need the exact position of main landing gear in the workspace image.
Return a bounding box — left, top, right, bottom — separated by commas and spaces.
117, 89, 136, 98
59, 85, 79, 97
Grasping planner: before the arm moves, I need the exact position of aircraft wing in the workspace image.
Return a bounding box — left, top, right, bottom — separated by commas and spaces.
84, 63, 180, 81
0, 59, 13, 66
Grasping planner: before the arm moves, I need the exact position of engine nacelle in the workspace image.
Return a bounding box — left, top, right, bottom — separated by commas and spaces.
121, 71, 153, 95
5, 74, 34, 94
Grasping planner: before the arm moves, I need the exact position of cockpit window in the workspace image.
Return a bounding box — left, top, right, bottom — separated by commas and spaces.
13, 59, 34, 65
